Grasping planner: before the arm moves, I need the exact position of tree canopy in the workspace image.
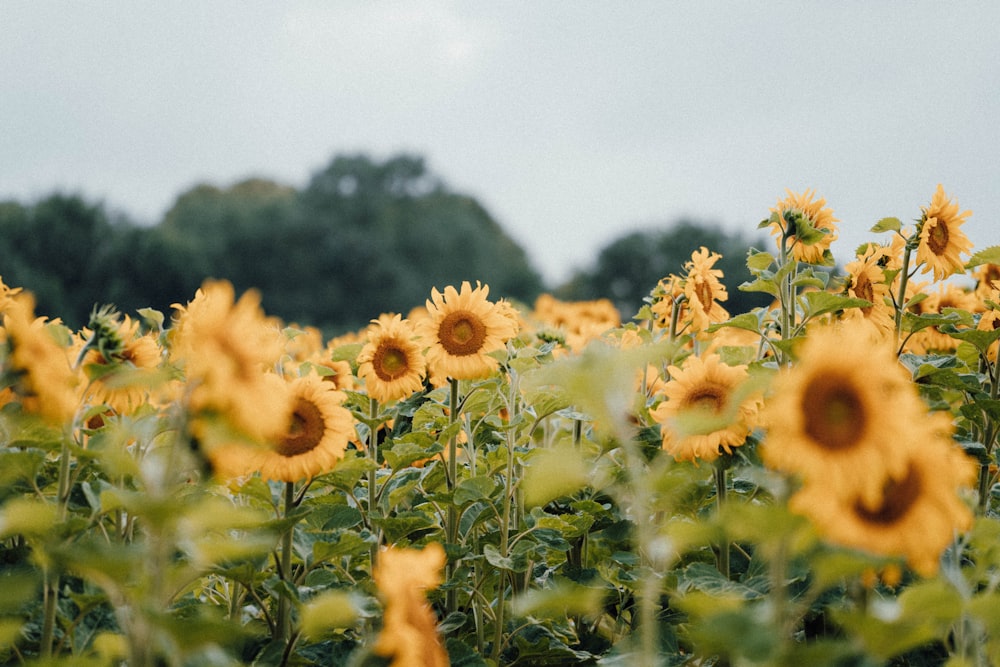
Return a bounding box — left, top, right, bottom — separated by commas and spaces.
2, 153, 772, 333
555, 220, 771, 319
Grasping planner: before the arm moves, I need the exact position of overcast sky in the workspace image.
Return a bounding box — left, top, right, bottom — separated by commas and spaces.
2, 2, 998, 286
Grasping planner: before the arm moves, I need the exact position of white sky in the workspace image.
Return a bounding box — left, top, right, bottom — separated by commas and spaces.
2, 2, 998, 286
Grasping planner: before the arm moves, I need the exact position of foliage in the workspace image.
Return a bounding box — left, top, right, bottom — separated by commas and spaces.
556, 221, 771, 318
3, 184, 999, 667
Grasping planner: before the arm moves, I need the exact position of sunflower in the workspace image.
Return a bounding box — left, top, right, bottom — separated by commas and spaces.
904, 282, 980, 355
170, 280, 291, 442
916, 184, 973, 282
790, 414, 975, 576
417, 281, 518, 382
373, 543, 449, 667
1, 293, 78, 423
769, 189, 839, 264
650, 353, 761, 463
530, 294, 620, 354
75, 314, 164, 417
650, 274, 687, 332
683, 247, 730, 332
235, 374, 354, 483
760, 322, 928, 506
840, 247, 895, 339
357, 313, 426, 404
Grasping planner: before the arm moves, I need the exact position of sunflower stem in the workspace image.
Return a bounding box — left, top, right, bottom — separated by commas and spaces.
894, 237, 915, 351
446, 378, 460, 616
367, 397, 380, 570
714, 461, 730, 580
276, 480, 295, 645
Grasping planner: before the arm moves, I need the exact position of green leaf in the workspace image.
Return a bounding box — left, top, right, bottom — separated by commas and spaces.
482, 544, 530, 572
511, 578, 604, 619
870, 216, 902, 233
707, 312, 762, 334
967, 245, 1000, 269
453, 475, 497, 506
799, 292, 872, 320
746, 249, 775, 272
522, 444, 589, 507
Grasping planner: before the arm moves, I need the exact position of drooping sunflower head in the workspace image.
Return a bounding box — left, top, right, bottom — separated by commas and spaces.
650, 353, 761, 463
761, 322, 924, 505
768, 189, 839, 264
357, 313, 426, 404
682, 247, 730, 332
417, 281, 518, 381
75, 314, 165, 416
373, 543, 449, 667
916, 184, 974, 282
1, 293, 78, 424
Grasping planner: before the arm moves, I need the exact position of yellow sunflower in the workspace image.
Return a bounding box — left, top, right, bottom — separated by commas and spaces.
840, 248, 895, 339
417, 281, 518, 382
239, 375, 354, 483
357, 313, 426, 404
650, 274, 687, 333
373, 543, 449, 667
530, 294, 620, 354
650, 353, 761, 463
1, 294, 78, 424
760, 322, 927, 506
75, 314, 164, 417
683, 247, 730, 333
977, 292, 1000, 362
170, 280, 291, 442
916, 184, 973, 282
790, 414, 975, 576
904, 282, 980, 355
973, 263, 1000, 300
769, 189, 839, 264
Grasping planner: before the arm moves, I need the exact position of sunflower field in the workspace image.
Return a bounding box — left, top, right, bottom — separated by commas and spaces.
3, 186, 1000, 667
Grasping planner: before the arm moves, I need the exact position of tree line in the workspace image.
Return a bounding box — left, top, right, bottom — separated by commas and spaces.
0, 152, 767, 333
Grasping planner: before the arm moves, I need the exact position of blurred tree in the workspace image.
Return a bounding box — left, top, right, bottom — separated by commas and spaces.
0, 194, 123, 327
554, 220, 771, 320
298, 153, 544, 330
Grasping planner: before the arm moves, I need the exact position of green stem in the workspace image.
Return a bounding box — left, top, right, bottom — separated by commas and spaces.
367, 397, 381, 570
446, 378, 460, 615
715, 462, 730, 580
40, 434, 73, 657
276, 481, 296, 645
894, 239, 914, 352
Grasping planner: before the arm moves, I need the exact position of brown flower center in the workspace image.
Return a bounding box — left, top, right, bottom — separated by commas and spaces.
373, 343, 409, 381
853, 463, 921, 525
695, 279, 714, 308
684, 385, 726, 414
438, 310, 487, 356
801, 376, 867, 450
853, 273, 875, 315
927, 219, 950, 256
277, 396, 325, 457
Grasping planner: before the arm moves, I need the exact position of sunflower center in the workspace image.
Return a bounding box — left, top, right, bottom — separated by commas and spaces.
438, 311, 487, 356
277, 396, 325, 458
801, 377, 867, 450
854, 274, 875, 315
684, 387, 725, 414
853, 463, 921, 525
927, 219, 950, 255
695, 279, 714, 308
373, 344, 409, 381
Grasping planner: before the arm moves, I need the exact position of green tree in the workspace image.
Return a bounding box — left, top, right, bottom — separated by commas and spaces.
298, 153, 544, 330
555, 220, 771, 320
0, 194, 124, 327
